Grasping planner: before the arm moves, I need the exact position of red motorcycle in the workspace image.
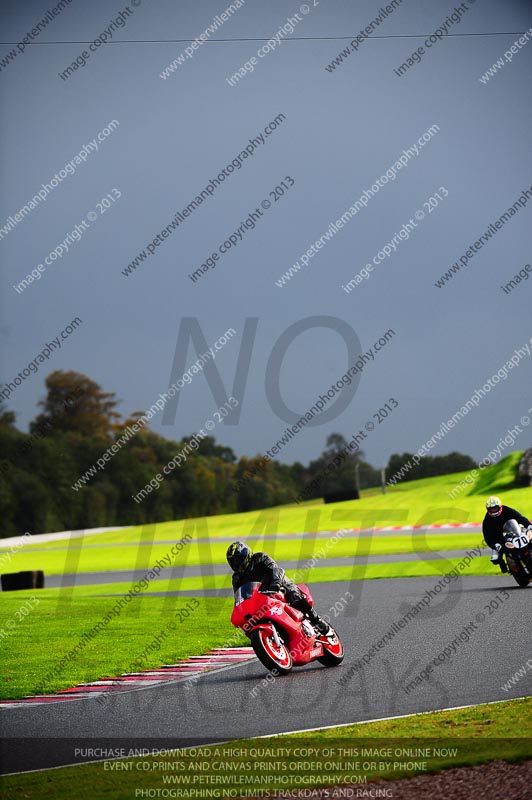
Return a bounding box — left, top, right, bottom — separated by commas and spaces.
231, 581, 344, 675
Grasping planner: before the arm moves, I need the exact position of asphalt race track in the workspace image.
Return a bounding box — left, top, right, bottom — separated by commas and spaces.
14, 522, 485, 589
2, 572, 530, 775
44, 551, 477, 588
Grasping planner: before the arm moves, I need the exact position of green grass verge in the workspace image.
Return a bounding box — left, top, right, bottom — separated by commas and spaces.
0, 547, 502, 701
2, 698, 531, 799
2, 454, 529, 576
2, 531, 486, 575
1, 458, 527, 701
34, 552, 496, 597
314, 696, 532, 739
0, 592, 240, 699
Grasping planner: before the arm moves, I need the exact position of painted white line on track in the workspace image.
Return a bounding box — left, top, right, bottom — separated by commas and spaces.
3, 694, 530, 777
250, 695, 532, 738
0, 526, 130, 548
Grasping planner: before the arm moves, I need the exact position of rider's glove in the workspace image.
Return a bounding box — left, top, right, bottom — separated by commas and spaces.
259, 582, 280, 594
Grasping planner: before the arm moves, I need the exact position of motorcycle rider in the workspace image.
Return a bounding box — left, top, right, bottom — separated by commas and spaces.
483, 496, 532, 573
226, 541, 331, 635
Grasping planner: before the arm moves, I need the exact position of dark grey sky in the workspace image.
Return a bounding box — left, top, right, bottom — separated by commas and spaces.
2, 0, 532, 470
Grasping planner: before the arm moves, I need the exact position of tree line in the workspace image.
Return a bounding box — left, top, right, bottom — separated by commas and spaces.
0, 370, 485, 536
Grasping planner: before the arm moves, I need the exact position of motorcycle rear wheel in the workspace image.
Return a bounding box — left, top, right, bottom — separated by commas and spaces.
250, 627, 293, 675
317, 627, 344, 667
511, 567, 530, 587
522, 554, 532, 574
518, 555, 532, 585
506, 554, 530, 587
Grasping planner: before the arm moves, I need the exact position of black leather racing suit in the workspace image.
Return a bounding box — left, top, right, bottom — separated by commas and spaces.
231, 552, 327, 631
483, 506, 531, 571
482, 506, 531, 550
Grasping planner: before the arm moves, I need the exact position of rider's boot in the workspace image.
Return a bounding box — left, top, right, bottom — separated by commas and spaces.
307, 608, 331, 636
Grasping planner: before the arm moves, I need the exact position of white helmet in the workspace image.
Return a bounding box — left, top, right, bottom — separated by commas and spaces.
486, 496, 502, 516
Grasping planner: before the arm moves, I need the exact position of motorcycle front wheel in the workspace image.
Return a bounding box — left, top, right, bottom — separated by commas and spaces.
250, 627, 293, 675
510, 563, 530, 587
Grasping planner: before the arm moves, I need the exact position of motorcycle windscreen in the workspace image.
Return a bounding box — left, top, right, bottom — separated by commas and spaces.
503, 519, 529, 548
234, 581, 261, 606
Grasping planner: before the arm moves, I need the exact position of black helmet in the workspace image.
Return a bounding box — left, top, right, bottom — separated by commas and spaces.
226, 541, 252, 572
